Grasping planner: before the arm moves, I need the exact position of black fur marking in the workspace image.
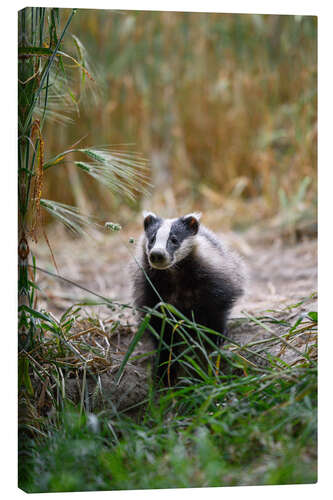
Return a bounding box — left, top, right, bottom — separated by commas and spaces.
164, 219, 195, 260
144, 216, 162, 251
181, 214, 200, 235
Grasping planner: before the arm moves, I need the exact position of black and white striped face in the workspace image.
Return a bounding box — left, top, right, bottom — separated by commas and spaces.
143, 212, 201, 269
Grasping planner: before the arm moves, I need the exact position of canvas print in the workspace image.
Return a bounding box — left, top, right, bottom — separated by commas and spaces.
18, 7, 317, 492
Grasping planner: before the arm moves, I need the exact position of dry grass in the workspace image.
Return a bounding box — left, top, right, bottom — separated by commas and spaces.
19, 299, 317, 492
19, 295, 317, 421
42, 11, 317, 226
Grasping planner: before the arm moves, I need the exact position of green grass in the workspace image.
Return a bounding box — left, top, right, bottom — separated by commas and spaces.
20, 363, 317, 492
18, 301, 317, 492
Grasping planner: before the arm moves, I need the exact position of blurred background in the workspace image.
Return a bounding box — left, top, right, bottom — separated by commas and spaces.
43, 9, 317, 232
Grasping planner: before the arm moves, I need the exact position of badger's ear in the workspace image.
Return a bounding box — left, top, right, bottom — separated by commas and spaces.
143, 211, 158, 231
181, 212, 202, 235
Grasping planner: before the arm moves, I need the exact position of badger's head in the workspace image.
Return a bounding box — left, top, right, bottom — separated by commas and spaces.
142, 212, 201, 270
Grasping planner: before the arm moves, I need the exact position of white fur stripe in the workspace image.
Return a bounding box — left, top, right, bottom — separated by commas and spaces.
173, 236, 195, 262
153, 219, 173, 251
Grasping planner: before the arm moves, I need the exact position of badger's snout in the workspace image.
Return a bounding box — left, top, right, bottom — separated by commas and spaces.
149, 249, 170, 269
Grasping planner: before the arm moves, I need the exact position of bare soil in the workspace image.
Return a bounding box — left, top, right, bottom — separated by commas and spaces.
33, 223, 317, 320
31, 222, 317, 410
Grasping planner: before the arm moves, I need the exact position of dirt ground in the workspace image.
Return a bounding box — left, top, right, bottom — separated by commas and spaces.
33, 222, 317, 321
31, 221, 317, 410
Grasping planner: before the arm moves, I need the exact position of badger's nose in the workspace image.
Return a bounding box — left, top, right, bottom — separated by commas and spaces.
150, 250, 167, 265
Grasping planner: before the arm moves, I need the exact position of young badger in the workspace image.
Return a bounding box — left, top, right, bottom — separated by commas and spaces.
132, 212, 246, 384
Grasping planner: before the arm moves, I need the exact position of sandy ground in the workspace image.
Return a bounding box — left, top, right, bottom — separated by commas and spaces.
33, 223, 317, 321
30, 223, 317, 409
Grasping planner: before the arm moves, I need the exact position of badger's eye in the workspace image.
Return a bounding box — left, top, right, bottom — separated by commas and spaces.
149, 235, 155, 245
170, 235, 178, 245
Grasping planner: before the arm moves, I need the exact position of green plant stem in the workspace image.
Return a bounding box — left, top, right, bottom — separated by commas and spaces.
22, 8, 77, 135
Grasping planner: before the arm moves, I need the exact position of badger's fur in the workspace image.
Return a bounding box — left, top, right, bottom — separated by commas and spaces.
132, 212, 246, 385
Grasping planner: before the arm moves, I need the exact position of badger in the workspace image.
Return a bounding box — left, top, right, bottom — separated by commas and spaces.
132, 212, 246, 385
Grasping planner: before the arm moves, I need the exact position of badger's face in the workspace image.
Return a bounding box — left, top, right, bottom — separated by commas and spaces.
143, 212, 201, 269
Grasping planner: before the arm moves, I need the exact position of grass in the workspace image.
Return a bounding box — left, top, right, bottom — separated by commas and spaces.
17, 7, 151, 456
18, 8, 149, 244
21, 369, 317, 493
43, 11, 317, 224
18, 296, 317, 492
